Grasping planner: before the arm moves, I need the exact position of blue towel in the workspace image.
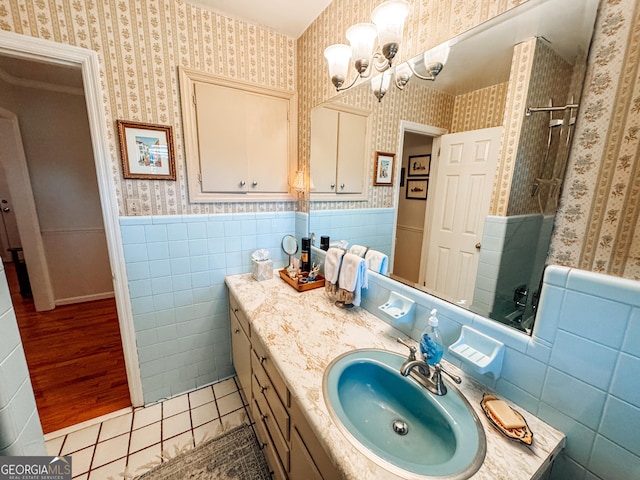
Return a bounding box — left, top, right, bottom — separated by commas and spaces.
338, 253, 368, 306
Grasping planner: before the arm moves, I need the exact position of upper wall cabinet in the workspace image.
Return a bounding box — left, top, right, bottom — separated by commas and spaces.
179, 67, 297, 202
310, 105, 370, 201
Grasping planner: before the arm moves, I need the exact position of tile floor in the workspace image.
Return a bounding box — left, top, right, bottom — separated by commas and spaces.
44, 377, 250, 479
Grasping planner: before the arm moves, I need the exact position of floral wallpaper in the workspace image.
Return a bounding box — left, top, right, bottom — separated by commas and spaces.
0, 0, 296, 216
548, 0, 640, 279
1, 0, 638, 278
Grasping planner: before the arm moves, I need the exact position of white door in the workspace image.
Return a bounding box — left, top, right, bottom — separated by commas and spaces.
423, 126, 503, 305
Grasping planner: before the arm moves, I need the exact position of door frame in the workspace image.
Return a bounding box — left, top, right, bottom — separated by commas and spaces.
392, 120, 447, 278
0, 31, 144, 407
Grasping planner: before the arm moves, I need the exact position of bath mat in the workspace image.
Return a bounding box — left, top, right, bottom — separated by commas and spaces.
132, 424, 271, 480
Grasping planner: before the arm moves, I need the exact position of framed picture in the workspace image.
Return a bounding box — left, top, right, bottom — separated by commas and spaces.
406, 178, 428, 200
117, 120, 176, 180
408, 154, 431, 176
373, 151, 395, 186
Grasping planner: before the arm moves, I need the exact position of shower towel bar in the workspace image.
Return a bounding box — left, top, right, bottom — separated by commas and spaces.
526, 103, 579, 116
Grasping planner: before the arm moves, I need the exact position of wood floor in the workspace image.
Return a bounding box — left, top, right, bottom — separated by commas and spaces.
4, 262, 131, 433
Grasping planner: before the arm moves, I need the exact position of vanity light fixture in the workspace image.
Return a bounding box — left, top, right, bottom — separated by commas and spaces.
324, 0, 450, 102
324, 0, 410, 92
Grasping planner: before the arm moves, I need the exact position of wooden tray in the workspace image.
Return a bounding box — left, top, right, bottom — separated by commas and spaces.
480, 393, 533, 445
279, 269, 325, 292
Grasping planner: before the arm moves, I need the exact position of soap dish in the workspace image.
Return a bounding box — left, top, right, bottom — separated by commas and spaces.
480, 393, 533, 445
378, 291, 415, 325
448, 325, 505, 378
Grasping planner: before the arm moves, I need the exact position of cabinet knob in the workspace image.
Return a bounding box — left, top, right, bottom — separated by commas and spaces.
240, 180, 246, 186
233, 308, 239, 314
252, 181, 258, 187
233, 328, 240, 334
260, 356, 267, 364
340, 183, 345, 189
261, 413, 268, 421
260, 385, 268, 393
330, 184, 335, 189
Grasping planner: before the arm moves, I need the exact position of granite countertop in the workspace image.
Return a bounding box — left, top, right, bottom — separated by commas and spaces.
225, 273, 565, 480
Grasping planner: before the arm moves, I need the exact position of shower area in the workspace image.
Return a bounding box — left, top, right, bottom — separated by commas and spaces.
471, 37, 585, 334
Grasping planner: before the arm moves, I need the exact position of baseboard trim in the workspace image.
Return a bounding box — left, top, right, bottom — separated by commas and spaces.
55, 292, 115, 306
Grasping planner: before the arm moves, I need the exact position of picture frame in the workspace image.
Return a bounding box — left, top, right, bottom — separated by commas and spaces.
408, 154, 431, 176
117, 120, 176, 180
373, 151, 395, 186
406, 178, 428, 200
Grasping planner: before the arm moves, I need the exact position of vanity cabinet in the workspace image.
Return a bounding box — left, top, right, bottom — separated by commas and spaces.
228, 292, 340, 480
310, 105, 369, 199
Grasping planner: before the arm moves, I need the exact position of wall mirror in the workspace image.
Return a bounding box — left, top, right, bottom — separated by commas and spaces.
309, 0, 599, 335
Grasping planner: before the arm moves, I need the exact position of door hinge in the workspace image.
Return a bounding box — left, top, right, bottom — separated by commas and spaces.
192, 92, 196, 106
197, 173, 202, 185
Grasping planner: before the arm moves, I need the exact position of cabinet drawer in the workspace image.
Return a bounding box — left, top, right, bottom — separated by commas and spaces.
252, 334, 289, 406
229, 294, 250, 338
253, 399, 288, 480
253, 354, 290, 441
253, 375, 290, 471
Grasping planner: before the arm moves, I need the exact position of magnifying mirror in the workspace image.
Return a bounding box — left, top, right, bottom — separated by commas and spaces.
281, 234, 299, 267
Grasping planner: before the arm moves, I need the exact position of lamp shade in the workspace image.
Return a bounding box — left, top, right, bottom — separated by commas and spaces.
371, 0, 410, 52
292, 171, 305, 192
346, 23, 377, 64
424, 41, 451, 67
324, 44, 352, 83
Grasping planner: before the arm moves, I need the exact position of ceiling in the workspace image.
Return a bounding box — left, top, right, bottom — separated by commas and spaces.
186, 0, 332, 38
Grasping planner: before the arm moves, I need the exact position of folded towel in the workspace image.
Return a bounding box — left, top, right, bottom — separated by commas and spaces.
365, 249, 389, 275
338, 253, 368, 306
348, 244, 368, 258
324, 247, 345, 284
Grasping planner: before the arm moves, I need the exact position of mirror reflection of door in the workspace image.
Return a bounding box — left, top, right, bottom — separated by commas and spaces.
392, 132, 433, 285
422, 127, 503, 305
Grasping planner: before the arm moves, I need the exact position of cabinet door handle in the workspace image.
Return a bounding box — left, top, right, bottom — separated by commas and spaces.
233, 328, 240, 334
330, 183, 335, 189
233, 308, 239, 314
340, 183, 345, 189
240, 180, 246, 186
261, 413, 268, 421
260, 356, 267, 364
252, 181, 258, 186
260, 385, 268, 393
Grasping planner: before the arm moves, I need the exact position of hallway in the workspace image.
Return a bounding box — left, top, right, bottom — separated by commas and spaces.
5, 261, 131, 433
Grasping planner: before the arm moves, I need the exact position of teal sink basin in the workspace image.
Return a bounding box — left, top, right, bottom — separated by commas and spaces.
323, 349, 486, 479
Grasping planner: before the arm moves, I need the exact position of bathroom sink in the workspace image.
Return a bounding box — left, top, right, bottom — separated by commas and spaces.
323, 349, 486, 479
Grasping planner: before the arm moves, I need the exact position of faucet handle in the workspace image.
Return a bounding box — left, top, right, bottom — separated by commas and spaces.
397, 338, 416, 361
433, 363, 462, 384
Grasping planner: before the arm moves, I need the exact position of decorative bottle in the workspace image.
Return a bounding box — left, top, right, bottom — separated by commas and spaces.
301, 237, 311, 272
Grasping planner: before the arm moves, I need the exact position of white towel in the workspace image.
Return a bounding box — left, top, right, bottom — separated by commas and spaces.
348, 244, 368, 258
365, 249, 389, 275
324, 247, 345, 284
338, 253, 368, 306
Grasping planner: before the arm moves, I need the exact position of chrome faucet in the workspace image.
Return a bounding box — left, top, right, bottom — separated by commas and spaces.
397, 338, 462, 396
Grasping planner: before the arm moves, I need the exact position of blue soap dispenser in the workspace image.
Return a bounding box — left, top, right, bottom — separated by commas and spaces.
420, 309, 444, 366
